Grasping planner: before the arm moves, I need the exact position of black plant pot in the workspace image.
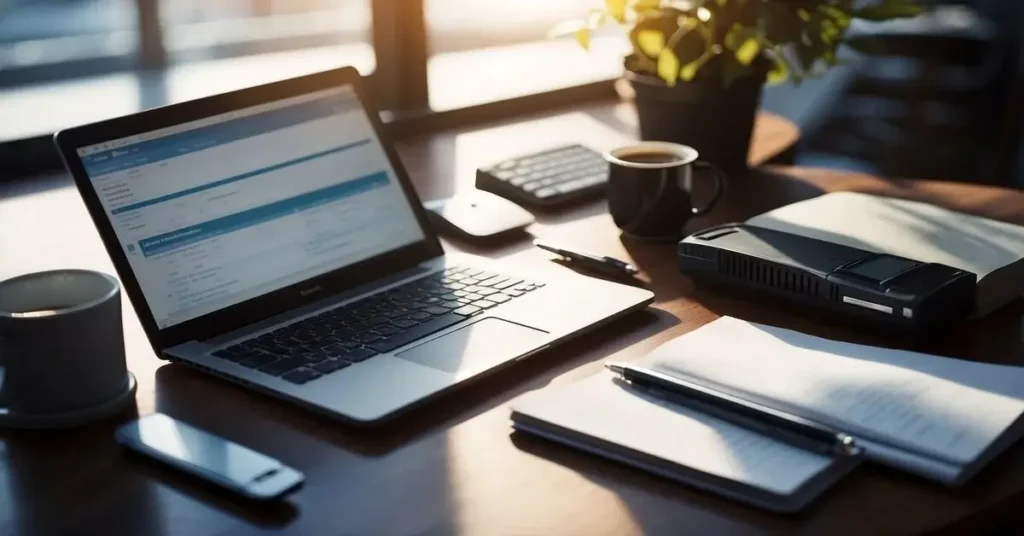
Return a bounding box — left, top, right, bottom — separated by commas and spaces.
625, 60, 766, 178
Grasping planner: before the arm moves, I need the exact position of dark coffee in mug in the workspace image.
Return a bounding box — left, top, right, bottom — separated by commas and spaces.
618, 152, 683, 165
604, 142, 726, 241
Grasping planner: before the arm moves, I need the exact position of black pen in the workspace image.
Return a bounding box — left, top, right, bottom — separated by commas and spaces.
605, 363, 861, 457
534, 240, 639, 279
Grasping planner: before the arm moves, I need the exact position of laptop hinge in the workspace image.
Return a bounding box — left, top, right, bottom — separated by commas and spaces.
183, 261, 442, 349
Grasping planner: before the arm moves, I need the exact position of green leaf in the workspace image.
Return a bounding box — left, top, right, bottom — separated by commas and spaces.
677, 15, 700, 33
735, 37, 760, 65
767, 54, 789, 84
587, 9, 611, 28
824, 19, 843, 44
634, 0, 661, 12
606, 0, 627, 23
853, 0, 923, 21
723, 24, 742, 50
636, 29, 666, 57
822, 6, 852, 27
680, 51, 712, 82
574, 27, 591, 49
658, 48, 681, 86
680, 62, 699, 81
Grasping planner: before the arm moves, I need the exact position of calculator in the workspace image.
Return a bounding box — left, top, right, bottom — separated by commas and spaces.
475, 144, 608, 209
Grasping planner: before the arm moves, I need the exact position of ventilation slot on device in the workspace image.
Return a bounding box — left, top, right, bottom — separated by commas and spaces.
680, 244, 715, 261
719, 253, 823, 298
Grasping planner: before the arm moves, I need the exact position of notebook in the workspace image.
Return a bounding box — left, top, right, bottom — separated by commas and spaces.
746, 192, 1024, 317
511, 317, 1024, 511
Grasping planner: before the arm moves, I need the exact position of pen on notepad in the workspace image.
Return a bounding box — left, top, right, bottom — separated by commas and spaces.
605, 362, 861, 457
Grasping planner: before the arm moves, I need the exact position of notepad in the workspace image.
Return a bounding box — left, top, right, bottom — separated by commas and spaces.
511, 372, 859, 513
510, 317, 1024, 512
646, 317, 1024, 485
746, 192, 1024, 317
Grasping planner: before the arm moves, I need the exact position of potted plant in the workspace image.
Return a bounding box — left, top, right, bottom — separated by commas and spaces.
573, 0, 922, 176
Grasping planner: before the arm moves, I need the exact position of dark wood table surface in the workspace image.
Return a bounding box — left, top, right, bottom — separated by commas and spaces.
3, 102, 1024, 535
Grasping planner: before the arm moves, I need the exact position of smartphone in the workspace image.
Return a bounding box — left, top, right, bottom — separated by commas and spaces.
115, 413, 304, 500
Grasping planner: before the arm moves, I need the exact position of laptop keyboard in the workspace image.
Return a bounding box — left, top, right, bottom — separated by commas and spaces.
211, 266, 544, 384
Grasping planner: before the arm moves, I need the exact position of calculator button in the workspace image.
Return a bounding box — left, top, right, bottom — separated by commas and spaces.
510, 176, 530, 186
535, 188, 558, 198
580, 174, 606, 187
493, 170, 516, 181
497, 160, 518, 170
523, 182, 542, 192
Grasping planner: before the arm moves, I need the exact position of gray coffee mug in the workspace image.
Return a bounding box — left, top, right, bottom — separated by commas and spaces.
0, 269, 136, 428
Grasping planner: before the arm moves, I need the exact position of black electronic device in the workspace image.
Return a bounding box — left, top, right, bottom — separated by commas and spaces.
677, 224, 977, 331
475, 144, 607, 209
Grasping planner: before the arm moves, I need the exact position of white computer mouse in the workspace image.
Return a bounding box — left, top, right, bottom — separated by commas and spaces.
424, 190, 535, 243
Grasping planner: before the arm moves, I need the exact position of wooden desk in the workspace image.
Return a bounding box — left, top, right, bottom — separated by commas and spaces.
2, 103, 1022, 535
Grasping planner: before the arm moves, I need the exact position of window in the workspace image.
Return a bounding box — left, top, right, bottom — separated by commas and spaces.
424, 0, 627, 111
0, 0, 373, 89
1, 0, 626, 174
159, 0, 374, 73
1, 0, 623, 115
155, 0, 375, 101
0, 0, 139, 87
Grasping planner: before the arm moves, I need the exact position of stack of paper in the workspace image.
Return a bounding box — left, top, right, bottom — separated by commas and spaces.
511, 317, 1024, 512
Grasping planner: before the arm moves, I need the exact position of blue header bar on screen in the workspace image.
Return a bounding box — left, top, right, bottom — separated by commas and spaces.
80, 94, 360, 176
137, 171, 390, 257
109, 139, 371, 215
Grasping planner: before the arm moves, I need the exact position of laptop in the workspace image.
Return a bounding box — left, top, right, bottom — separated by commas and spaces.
54, 67, 654, 424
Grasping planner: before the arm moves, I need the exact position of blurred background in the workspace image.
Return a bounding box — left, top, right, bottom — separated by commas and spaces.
1, 0, 1022, 185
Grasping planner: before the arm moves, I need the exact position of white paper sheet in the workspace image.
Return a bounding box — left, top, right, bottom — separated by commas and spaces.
648, 317, 1024, 470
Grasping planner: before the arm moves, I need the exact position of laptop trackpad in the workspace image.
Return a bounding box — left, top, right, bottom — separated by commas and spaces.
396, 317, 547, 374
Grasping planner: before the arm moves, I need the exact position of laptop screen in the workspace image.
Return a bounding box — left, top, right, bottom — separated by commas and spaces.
76, 87, 426, 329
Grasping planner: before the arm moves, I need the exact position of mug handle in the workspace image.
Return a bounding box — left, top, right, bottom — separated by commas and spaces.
690, 161, 727, 216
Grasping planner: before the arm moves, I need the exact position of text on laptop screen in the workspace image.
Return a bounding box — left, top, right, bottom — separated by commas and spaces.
77, 87, 426, 329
